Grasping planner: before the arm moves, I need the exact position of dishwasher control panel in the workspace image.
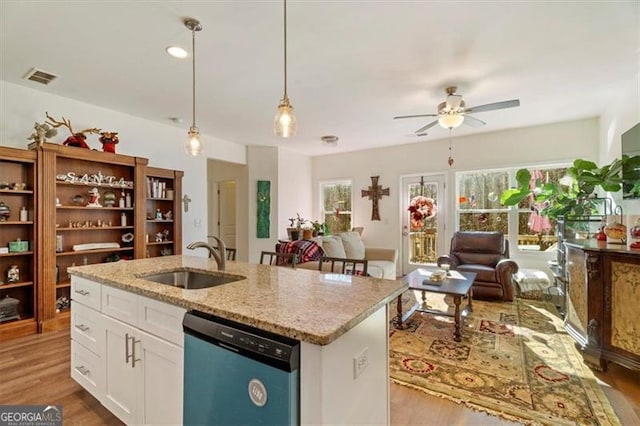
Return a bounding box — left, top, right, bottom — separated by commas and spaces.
216, 323, 293, 362
183, 310, 300, 372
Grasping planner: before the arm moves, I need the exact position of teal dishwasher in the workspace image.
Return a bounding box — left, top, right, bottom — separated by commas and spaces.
183, 311, 300, 425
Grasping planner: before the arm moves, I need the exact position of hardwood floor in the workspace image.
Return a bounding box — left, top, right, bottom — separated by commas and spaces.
1, 329, 638, 425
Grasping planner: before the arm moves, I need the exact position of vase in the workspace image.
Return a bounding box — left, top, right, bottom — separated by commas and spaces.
302, 229, 313, 240
290, 230, 300, 241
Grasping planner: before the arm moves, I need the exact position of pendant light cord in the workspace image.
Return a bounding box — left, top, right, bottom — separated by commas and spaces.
283, 0, 288, 99
192, 27, 197, 129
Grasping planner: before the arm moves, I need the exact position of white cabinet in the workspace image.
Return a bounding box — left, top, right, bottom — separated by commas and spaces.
102, 315, 138, 425
70, 280, 105, 400
102, 315, 183, 425
70, 276, 185, 425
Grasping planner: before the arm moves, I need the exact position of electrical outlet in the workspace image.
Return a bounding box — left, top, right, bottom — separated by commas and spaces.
353, 347, 369, 379
193, 219, 201, 228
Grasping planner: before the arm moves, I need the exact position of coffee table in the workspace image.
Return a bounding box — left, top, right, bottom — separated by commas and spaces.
395, 268, 476, 342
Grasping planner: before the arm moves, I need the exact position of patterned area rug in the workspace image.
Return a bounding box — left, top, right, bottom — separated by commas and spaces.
389, 295, 620, 426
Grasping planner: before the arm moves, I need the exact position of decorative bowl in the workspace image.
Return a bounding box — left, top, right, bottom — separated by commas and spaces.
604, 222, 626, 241
430, 270, 447, 282
71, 194, 86, 206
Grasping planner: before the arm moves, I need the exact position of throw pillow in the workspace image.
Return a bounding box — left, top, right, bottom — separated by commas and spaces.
279, 240, 324, 263
319, 236, 347, 258
338, 231, 365, 260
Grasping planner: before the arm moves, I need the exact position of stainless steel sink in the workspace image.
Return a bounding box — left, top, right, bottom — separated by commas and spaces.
140, 269, 245, 289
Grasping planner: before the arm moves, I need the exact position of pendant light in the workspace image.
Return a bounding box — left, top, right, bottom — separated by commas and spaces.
274, 0, 296, 137
184, 18, 204, 156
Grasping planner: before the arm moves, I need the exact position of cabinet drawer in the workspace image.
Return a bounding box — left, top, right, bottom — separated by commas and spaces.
137, 296, 186, 347
102, 285, 138, 327
71, 340, 105, 400
71, 276, 101, 310
71, 301, 105, 356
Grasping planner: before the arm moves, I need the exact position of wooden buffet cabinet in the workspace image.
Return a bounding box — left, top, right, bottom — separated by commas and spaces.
0, 143, 183, 340
564, 240, 640, 372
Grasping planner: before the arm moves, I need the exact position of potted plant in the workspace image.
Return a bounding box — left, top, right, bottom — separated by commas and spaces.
287, 213, 305, 240
301, 222, 314, 240
310, 220, 324, 237
500, 155, 640, 221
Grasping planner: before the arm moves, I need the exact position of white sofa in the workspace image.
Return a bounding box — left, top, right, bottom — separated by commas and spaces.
292, 232, 397, 279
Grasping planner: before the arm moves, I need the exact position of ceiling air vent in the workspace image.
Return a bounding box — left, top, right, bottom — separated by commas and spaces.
23, 68, 58, 85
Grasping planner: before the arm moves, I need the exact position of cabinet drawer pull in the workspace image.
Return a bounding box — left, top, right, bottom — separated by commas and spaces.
76, 365, 90, 375
75, 324, 90, 332
75, 289, 90, 296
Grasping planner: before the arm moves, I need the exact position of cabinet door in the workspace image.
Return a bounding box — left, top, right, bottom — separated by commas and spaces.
138, 328, 183, 425
102, 315, 140, 425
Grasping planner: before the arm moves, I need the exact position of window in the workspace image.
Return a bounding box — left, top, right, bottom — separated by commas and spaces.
457, 165, 568, 252
320, 180, 352, 235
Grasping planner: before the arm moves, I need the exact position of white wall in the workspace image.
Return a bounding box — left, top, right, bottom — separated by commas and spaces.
247, 145, 279, 263
599, 74, 640, 220
0, 81, 246, 254
312, 118, 600, 273
278, 147, 313, 240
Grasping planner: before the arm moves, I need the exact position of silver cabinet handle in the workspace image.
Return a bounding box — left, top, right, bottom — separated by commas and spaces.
75, 324, 89, 332
76, 365, 90, 375
131, 337, 141, 368
75, 289, 90, 296
125, 332, 132, 364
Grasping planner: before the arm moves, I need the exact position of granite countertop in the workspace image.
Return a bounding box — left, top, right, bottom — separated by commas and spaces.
68, 255, 406, 345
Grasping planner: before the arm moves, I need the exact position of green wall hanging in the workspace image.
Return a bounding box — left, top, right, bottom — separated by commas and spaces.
257, 180, 271, 238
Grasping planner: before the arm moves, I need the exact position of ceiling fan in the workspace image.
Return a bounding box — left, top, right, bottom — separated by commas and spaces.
394, 86, 520, 136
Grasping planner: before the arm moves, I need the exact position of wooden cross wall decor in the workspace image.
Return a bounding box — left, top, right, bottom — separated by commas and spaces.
361, 176, 390, 221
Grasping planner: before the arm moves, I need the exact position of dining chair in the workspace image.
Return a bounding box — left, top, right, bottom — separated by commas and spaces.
318, 256, 368, 276
225, 247, 237, 261
207, 236, 236, 261
259, 251, 298, 268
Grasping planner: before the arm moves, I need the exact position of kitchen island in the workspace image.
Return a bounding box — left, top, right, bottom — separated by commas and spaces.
68, 255, 405, 425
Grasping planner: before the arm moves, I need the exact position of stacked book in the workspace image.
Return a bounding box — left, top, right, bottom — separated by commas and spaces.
146, 178, 169, 199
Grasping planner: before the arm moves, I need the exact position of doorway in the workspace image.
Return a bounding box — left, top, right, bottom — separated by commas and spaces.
212, 180, 236, 251
401, 174, 446, 275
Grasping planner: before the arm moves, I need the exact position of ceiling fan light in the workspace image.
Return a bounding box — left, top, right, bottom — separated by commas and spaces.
185, 127, 204, 156
166, 45, 189, 59
438, 114, 464, 129
274, 97, 297, 137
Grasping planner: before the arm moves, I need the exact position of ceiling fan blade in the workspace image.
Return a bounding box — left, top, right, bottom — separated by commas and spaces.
463, 115, 486, 128
446, 94, 463, 110
415, 120, 439, 134
465, 99, 520, 114
393, 113, 439, 120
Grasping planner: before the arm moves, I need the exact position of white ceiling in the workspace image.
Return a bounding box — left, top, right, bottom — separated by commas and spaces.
1, 1, 638, 157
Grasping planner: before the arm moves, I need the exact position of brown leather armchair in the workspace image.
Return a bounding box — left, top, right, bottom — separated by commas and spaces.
437, 231, 519, 301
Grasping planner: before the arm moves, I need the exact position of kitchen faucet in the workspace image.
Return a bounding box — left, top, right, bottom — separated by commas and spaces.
187, 237, 226, 271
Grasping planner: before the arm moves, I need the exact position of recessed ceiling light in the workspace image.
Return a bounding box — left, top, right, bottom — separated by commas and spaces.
166, 46, 189, 59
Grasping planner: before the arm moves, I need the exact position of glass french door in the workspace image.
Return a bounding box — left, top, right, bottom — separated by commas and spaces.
401, 174, 446, 275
